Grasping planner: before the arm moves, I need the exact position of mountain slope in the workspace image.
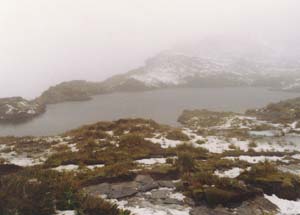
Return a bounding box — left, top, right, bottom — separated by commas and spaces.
102, 38, 300, 91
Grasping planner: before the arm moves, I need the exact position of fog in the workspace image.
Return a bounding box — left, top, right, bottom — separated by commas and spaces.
0, 0, 299, 99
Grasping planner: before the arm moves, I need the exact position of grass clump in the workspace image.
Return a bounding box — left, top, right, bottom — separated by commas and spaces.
178, 109, 235, 128
180, 170, 261, 207
166, 129, 190, 141
0, 167, 129, 215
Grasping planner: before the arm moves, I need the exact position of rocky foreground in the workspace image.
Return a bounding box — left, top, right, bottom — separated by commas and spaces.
1, 98, 300, 214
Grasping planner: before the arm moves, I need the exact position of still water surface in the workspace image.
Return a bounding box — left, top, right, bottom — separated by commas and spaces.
0, 88, 298, 136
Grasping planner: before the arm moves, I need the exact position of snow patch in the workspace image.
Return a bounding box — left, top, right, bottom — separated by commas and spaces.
264, 194, 300, 215
225, 156, 288, 164
5, 104, 16, 114
136, 158, 167, 165
146, 137, 182, 148
53, 164, 79, 172
249, 130, 281, 137
87, 164, 105, 170
56, 211, 76, 215
214, 167, 244, 178
0, 151, 43, 167
53, 164, 105, 172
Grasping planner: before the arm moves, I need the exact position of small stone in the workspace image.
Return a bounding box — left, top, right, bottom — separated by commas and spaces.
157, 180, 176, 188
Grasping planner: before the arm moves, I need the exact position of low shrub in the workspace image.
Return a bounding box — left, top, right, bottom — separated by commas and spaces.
166, 129, 190, 141
77, 195, 130, 215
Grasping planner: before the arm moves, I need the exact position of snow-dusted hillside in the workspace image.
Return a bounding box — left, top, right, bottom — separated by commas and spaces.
103, 38, 300, 91
130, 52, 224, 87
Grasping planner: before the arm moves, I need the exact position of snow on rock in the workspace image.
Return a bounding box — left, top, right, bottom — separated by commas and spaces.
0, 97, 45, 122
110, 187, 190, 215
214, 167, 244, 178
69, 143, 79, 152
291, 121, 299, 130
5, 104, 16, 114
264, 194, 300, 215
27, 109, 36, 115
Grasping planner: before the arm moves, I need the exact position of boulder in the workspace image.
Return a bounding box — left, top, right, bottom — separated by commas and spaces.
135, 175, 159, 192
84, 183, 111, 196
157, 180, 176, 188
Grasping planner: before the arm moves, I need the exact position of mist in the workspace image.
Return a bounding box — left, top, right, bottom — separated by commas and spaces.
0, 0, 299, 99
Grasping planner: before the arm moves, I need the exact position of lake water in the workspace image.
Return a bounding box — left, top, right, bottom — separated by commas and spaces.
0, 88, 298, 137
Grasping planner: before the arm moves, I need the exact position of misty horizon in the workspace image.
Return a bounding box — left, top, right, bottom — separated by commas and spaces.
1, 0, 300, 99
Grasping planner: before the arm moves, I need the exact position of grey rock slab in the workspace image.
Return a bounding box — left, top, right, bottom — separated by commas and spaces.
109, 182, 139, 199
157, 180, 176, 188
84, 183, 111, 196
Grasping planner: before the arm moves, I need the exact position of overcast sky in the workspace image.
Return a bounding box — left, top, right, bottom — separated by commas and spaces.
0, 0, 299, 99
